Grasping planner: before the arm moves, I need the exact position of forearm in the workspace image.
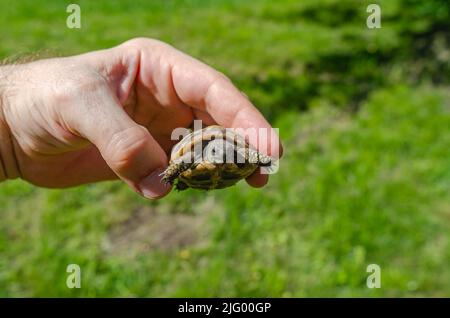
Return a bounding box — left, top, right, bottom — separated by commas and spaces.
0, 65, 20, 182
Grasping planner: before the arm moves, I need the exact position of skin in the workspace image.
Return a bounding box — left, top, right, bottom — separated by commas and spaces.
0, 38, 282, 199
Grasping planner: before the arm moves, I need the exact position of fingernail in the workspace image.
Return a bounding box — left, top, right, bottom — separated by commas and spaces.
138, 168, 171, 199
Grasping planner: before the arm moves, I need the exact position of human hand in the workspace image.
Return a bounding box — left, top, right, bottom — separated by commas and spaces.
0, 38, 282, 199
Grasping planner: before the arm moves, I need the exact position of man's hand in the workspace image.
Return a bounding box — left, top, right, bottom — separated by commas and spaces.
0, 38, 281, 199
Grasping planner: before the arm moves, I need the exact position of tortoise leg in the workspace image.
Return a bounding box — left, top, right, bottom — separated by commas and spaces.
161, 164, 176, 185
256, 152, 272, 167
161, 162, 196, 185
245, 149, 272, 167
161, 163, 184, 185
175, 181, 189, 191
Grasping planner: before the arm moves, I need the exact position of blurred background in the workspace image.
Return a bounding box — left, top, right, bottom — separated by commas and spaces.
0, 0, 449, 297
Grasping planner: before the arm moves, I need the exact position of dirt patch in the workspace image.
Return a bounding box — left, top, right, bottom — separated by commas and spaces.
103, 205, 209, 257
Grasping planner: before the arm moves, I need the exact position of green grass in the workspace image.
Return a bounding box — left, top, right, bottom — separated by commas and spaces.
0, 0, 449, 296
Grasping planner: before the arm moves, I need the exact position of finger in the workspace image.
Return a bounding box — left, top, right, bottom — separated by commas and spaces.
246, 170, 268, 188
61, 82, 171, 199
192, 109, 217, 126
167, 48, 283, 159
124, 39, 282, 159
111, 39, 282, 189
164, 46, 282, 187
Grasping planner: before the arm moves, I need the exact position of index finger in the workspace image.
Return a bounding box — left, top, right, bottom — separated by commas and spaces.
160, 43, 283, 159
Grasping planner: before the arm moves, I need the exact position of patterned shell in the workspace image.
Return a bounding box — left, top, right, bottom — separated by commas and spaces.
170, 126, 246, 160
164, 125, 268, 190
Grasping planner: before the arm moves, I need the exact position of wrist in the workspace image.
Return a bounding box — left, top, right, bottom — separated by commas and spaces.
0, 65, 20, 182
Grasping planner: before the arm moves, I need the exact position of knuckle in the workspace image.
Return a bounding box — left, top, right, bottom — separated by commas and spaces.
19, 137, 44, 156
105, 126, 150, 172
215, 71, 231, 83
206, 73, 230, 98
122, 37, 173, 52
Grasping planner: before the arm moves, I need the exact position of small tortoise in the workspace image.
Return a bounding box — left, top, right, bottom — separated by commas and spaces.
162, 125, 272, 191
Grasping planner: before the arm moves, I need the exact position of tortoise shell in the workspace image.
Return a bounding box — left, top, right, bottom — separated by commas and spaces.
162, 125, 271, 191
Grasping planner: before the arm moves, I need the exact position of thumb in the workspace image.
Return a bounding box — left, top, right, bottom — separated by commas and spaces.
64, 84, 171, 199
100, 124, 172, 199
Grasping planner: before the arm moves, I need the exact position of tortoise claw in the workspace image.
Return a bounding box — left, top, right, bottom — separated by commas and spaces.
159, 168, 173, 186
